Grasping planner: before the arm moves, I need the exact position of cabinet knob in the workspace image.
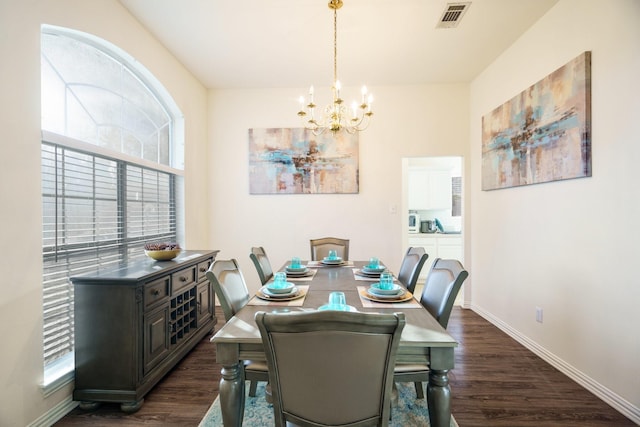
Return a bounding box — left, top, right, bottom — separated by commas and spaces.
199, 267, 206, 272
152, 289, 160, 296
179, 276, 187, 282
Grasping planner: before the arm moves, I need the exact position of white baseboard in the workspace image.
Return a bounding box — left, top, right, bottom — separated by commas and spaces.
469, 304, 640, 425
28, 396, 78, 427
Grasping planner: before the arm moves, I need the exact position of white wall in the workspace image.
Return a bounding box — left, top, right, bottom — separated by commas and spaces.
0, 1, 209, 425
207, 84, 470, 293
469, 0, 639, 420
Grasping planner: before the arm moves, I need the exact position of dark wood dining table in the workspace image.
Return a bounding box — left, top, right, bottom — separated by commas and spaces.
211, 260, 458, 427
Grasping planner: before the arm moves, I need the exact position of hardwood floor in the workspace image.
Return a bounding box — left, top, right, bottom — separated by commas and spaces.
55, 307, 635, 426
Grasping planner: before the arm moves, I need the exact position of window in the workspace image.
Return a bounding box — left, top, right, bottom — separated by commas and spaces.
40, 26, 184, 386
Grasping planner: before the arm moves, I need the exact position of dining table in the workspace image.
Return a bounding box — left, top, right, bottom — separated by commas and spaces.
210, 259, 458, 427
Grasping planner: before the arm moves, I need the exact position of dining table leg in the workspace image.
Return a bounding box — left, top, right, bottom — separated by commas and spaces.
427, 368, 451, 427
219, 362, 245, 427
427, 346, 454, 427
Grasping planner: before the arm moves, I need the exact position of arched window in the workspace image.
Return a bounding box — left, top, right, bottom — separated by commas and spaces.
40, 25, 184, 385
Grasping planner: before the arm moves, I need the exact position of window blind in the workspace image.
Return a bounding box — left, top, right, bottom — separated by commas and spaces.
42, 140, 177, 367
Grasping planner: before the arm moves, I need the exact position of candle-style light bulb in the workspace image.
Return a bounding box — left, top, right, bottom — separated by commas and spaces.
361, 86, 368, 103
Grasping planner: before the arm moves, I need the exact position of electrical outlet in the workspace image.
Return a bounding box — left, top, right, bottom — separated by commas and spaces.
536, 307, 543, 323
389, 204, 397, 214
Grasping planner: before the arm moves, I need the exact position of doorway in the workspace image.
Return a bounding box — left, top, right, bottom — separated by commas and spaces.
401, 156, 465, 306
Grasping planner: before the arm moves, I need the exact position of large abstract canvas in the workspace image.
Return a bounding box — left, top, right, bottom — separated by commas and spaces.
481, 51, 591, 190
249, 128, 359, 194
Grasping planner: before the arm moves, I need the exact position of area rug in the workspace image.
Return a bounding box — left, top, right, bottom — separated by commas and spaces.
199, 382, 457, 426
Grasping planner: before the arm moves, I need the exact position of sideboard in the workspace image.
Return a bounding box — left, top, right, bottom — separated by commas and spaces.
71, 250, 219, 412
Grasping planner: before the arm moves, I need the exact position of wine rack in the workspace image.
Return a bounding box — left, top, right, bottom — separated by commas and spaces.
170, 287, 197, 346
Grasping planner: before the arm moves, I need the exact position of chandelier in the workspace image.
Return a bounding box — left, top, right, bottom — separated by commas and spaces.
297, 0, 373, 135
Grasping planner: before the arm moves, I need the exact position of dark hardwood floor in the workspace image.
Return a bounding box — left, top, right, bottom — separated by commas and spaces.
55, 307, 635, 426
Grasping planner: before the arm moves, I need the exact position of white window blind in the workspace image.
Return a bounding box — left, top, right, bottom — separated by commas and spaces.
42, 140, 177, 366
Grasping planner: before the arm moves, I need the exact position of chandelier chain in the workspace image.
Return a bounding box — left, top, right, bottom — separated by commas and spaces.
333, 6, 338, 85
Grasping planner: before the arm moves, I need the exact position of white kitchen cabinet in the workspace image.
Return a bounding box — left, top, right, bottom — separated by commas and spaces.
408, 168, 452, 210
408, 234, 462, 284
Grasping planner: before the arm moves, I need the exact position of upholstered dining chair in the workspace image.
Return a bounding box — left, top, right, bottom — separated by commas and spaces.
249, 246, 274, 286
396, 246, 428, 294
309, 237, 350, 261
205, 259, 269, 399
255, 310, 405, 427
394, 258, 468, 399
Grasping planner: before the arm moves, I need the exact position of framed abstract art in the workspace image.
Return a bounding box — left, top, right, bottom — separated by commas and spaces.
248, 128, 359, 194
481, 51, 592, 190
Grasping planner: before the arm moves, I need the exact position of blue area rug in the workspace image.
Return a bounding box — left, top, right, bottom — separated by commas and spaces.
199, 382, 457, 426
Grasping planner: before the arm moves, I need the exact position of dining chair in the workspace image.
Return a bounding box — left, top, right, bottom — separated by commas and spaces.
396, 246, 428, 294
255, 310, 405, 427
309, 237, 350, 261
394, 258, 468, 399
249, 246, 274, 286
205, 259, 269, 399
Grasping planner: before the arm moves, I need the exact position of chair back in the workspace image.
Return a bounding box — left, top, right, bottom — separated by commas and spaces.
255, 310, 405, 427
250, 246, 274, 285
419, 258, 469, 328
310, 237, 350, 261
397, 247, 428, 294
205, 259, 250, 321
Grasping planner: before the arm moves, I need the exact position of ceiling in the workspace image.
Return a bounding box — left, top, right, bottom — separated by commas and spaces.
118, 0, 558, 90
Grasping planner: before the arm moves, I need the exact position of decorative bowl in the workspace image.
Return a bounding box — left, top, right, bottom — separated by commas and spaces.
145, 249, 181, 261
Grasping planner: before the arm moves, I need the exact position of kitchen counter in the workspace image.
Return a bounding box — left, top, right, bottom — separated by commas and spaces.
409, 231, 461, 236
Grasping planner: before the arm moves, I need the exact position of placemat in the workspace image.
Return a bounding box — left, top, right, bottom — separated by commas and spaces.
248, 285, 309, 306
357, 286, 422, 308
352, 268, 386, 281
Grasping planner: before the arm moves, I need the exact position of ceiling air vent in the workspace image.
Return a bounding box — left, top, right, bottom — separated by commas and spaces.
436, 2, 471, 29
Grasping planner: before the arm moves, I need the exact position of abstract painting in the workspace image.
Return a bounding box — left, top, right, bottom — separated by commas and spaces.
248, 128, 359, 194
481, 51, 591, 190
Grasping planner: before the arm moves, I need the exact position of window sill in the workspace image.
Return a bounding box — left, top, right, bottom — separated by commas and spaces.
42, 353, 74, 397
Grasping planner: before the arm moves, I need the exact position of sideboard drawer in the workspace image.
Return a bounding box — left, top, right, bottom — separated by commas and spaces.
196, 259, 212, 282
172, 266, 196, 292
145, 277, 170, 308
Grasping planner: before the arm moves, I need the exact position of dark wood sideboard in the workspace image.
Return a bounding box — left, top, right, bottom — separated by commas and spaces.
71, 250, 219, 412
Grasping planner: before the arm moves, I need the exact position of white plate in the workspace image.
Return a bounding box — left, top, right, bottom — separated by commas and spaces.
369, 283, 403, 296
285, 267, 309, 275
318, 304, 358, 312
263, 284, 297, 296
356, 269, 382, 277
362, 266, 386, 273
366, 288, 406, 300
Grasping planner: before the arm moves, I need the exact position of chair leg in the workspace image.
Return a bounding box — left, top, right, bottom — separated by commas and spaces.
414, 381, 424, 399
249, 380, 258, 397
265, 382, 273, 404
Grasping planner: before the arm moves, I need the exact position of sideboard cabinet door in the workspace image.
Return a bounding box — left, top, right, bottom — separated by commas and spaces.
144, 304, 170, 374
